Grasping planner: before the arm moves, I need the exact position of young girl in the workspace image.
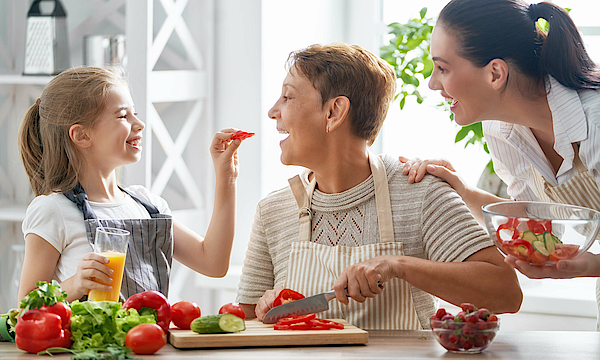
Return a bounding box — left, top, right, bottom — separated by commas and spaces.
17, 66, 246, 302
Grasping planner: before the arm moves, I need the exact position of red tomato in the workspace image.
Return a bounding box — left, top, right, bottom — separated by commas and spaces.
171, 301, 201, 330
218, 303, 245, 319
125, 323, 166, 355
549, 244, 580, 261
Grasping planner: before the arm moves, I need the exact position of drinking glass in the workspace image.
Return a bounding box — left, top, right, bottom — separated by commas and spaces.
88, 227, 130, 302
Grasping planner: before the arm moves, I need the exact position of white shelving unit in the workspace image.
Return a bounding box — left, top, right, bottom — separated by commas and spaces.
0, 0, 215, 310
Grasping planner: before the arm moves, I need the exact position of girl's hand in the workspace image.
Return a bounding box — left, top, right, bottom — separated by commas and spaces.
71, 253, 114, 299
210, 128, 245, 181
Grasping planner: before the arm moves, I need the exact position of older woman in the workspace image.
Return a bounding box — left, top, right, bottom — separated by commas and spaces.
236, 43, 522, 330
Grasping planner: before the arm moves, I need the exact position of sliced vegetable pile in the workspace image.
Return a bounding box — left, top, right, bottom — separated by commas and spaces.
496, 218, 579, 265
273, 313, 344, 331
430, 303, 498, 352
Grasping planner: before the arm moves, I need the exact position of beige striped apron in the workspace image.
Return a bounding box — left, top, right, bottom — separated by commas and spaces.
285, 154, 421, 330
530, 144, 600, 330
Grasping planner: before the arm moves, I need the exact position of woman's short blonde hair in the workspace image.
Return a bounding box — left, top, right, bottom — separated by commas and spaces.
287, 43, 397, 145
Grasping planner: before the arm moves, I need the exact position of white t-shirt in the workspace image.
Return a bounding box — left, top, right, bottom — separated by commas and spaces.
22, 185, 171, 283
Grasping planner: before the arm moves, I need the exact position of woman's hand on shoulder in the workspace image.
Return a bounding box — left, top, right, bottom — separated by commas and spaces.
210, 128, 246, 181
67, 253, 115, 300
399, 155, 468, 195
255, 287, 284, 321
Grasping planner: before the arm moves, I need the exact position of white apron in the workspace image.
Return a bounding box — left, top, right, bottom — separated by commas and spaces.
285, 154, 421, 330
530, 144, 600, 330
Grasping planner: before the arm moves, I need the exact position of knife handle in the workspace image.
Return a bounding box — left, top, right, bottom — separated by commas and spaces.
324, 282, 383, 301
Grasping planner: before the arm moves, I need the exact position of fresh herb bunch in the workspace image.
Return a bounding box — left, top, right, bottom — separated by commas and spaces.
19, 280, 68, 313
39, 344, 141, 360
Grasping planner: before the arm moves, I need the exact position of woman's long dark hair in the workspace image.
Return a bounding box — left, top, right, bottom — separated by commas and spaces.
438, 0, 600, 91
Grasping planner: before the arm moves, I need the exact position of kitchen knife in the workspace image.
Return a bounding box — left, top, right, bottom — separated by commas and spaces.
262, 289, 338, 324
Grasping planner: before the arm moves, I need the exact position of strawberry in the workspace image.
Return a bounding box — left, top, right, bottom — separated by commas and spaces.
477, 308, 491, 320
487, 314, 498, 322
460, 303, 476, 313
435, 308, 447, 319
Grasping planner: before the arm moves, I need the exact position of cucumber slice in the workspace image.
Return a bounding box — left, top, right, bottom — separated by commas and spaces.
536, 233, 544, 242
521, 231, 537, 243
552, 235, 563, 244
543, 232, 555, 253
532, 240, 550, 256
191, 314, 246, 334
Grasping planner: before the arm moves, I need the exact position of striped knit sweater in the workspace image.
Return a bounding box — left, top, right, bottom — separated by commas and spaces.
236, 154, 493, 328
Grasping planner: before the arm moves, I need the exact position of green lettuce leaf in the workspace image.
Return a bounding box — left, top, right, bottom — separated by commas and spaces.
69, 300, 156, 350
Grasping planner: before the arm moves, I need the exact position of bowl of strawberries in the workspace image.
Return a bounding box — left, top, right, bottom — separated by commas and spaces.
430, 303, 499, 354
482, 201, 600, 266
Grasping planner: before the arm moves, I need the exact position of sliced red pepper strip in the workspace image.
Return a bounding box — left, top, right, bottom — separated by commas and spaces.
123, 290, 172, 333
231, 130, 255, 141
273, 289, 305, 307
502, 239, 534, 261
527, 219, 552, 234
278, 313, 316, 325
310, 318, 344, 329
274, 324, 291, 330
496, 217, 521, 241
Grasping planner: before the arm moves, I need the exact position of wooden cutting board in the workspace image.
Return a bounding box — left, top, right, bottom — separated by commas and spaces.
168, 319, 368, 349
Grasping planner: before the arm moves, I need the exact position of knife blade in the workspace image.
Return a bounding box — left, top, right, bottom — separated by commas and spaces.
262, 289, 338, 324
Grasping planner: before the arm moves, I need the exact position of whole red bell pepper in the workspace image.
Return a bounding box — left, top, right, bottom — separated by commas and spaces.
123, 291, 171, 333
272, 289, 305, 307
15, 309, 71, 353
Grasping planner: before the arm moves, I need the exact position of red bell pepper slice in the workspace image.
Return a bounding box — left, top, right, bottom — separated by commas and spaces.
231, 130, 255, 141
277, 313, 316, 325
15, 310, 71, 353
496, 217, 521, 241
502, 239, 534, 261
123, 290, 172, 333
310, 318, 344, 330
272, 289, 305, 307
527, 219, 552, 234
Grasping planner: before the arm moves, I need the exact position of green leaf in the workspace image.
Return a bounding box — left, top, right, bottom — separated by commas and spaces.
19, 280, 67, 313
455, 127, 471, 142
399, 97, 406, 110
419, 7, 427, 19
486, 159, 495, 174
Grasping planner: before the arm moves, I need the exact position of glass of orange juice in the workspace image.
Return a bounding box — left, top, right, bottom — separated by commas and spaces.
88, 227, 130, 302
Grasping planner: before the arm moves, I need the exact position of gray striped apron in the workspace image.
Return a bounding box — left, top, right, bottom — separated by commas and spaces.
64, 183, 173, 300
285, 154, 421, 330
530, 144, 600, 330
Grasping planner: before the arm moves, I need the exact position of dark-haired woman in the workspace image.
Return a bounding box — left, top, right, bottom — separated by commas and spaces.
401, 0, 600, 329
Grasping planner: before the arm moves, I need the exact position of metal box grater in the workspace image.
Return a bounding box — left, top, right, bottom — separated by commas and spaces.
23, 0, 70, 75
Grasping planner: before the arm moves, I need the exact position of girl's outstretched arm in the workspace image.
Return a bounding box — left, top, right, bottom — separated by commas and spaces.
173, 129, 243, 277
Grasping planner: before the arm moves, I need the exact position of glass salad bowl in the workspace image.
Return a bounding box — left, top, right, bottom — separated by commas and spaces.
482, 201, 600, 266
